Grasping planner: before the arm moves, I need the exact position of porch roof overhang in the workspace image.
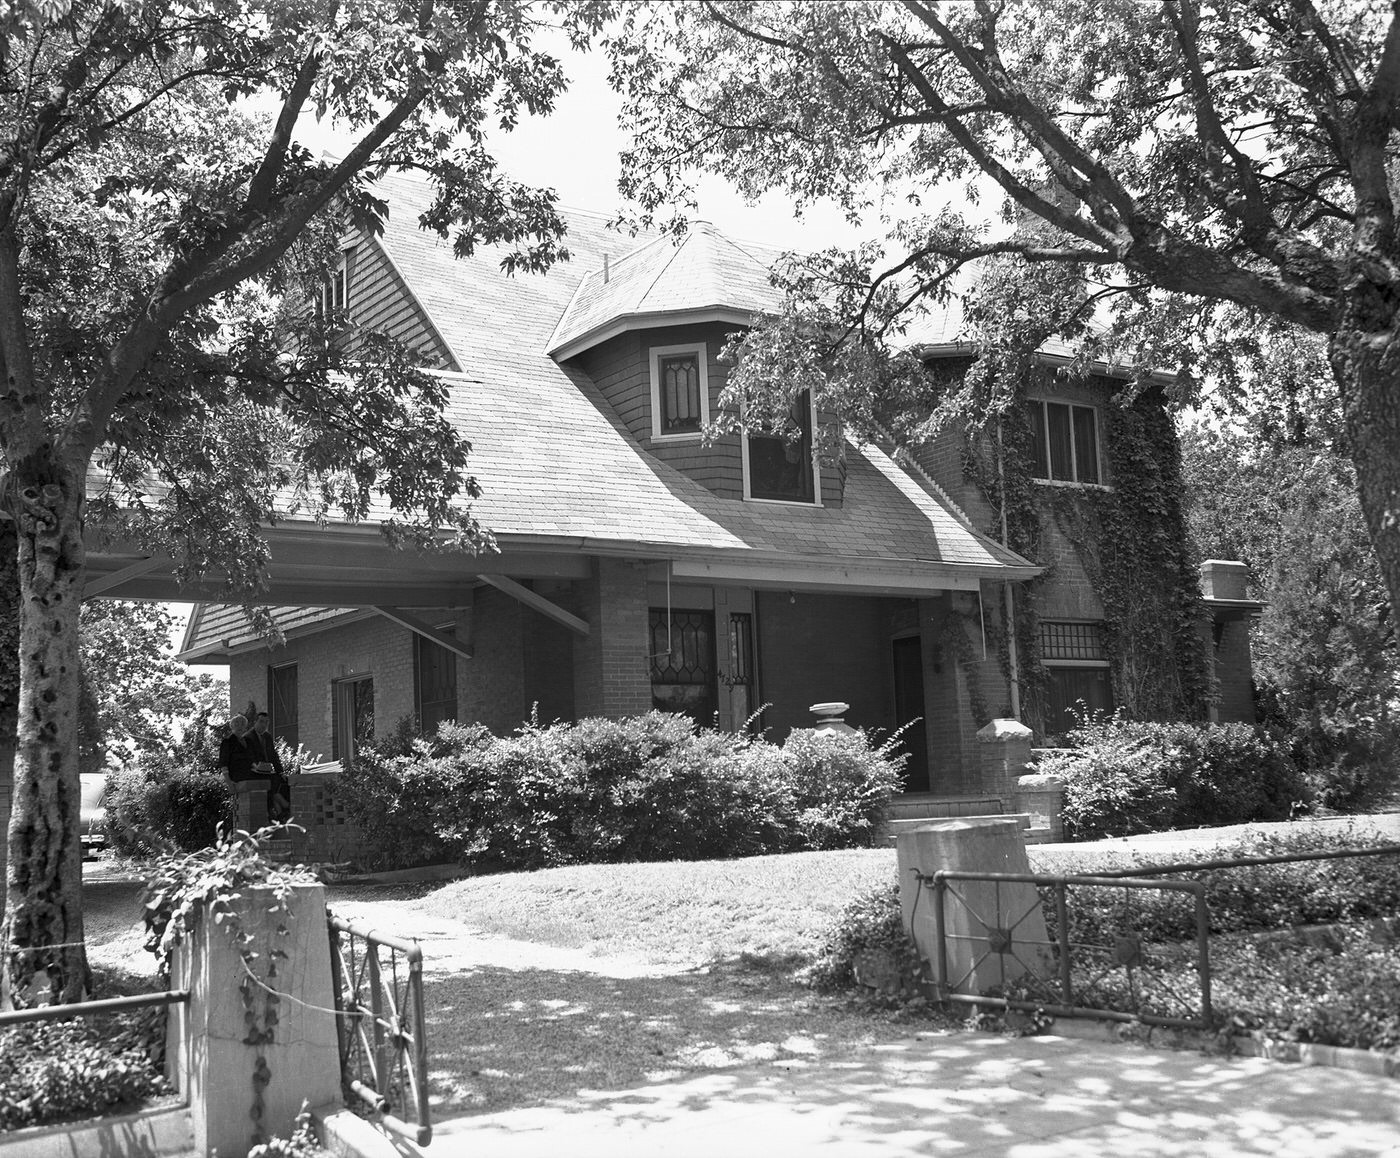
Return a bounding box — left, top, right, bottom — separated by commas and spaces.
85, 519, 1041, 658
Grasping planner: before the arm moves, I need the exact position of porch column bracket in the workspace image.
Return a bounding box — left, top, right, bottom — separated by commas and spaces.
476, 574, 590, 637
371, 607, 475, 660
83, 555, 170, 599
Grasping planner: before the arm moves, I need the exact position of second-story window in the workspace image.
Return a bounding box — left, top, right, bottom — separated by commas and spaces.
745, 389, 818, 504
649, 343, 709, 439
1026, 399, 1101, 485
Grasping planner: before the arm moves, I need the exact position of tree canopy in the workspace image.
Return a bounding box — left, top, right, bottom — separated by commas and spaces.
611, 0, 1400, 622
0, 0, 610, 1006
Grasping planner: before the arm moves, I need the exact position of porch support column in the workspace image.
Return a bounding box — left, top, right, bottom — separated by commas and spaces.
919, 595, 976, 792
572, 558, 652, 719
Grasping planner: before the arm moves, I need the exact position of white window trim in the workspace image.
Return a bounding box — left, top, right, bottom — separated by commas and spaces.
649, 342, 710, 442
1028, 397, 1105, 487
320, 250, 351, 320
740, 391, 823, 507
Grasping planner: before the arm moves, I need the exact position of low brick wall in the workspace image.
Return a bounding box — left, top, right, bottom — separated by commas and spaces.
237, 768, 368, 865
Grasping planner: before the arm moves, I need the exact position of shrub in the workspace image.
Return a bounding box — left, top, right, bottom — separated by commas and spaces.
337, 721, 493, 870
1034, 715, 1308, 840
339, 712, 902, 871
782, 728, 905, 850
804, 879, 920, 993
104, 708, 231, 856
0, 1020, 169, 1131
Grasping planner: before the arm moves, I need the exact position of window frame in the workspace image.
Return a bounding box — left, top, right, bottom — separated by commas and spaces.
741, 389, 822, 506
319, 249, 351, 322
648, 342, 710, 442
1038, 619, 1114, 731
413, 624, 459, 735
1026, 398, 1106, 488
266, 663, 299, 752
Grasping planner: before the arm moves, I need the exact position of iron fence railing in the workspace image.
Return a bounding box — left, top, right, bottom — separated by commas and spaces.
327, 913, 432, 1146
1084, 842, 1400, 879
0, 987, 189, 1028
917, 869, 1213, 1029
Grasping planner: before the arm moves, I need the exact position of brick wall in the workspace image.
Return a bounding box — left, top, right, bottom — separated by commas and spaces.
1210, 617, 1256, 723
754, 591, 894, 738
572, 558, 653, 719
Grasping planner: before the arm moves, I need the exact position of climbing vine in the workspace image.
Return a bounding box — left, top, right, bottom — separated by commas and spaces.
144, 825, 314, 1148
964, 368, 1212, 734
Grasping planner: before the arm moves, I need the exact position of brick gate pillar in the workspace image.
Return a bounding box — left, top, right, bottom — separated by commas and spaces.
572, 558, 652, 719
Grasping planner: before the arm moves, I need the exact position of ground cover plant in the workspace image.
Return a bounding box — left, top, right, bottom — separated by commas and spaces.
337, 712, 904, 872
0, 959, 172, 1133
807, 826, 1400, 1051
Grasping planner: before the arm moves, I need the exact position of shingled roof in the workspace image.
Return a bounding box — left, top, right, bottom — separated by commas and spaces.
174, 173, 1041, 658
546, 220, 782, 359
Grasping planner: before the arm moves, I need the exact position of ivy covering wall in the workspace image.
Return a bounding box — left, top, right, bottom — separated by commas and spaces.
964, 369, 1213, 735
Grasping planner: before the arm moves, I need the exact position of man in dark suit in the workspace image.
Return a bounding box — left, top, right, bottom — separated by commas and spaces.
249, 711, 293, 823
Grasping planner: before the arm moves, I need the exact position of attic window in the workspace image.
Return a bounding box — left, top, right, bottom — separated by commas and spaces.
649, 343, 709, 439
319, 250, 351, 321
1026, 399, 1100, 485
744, 389, 818, 504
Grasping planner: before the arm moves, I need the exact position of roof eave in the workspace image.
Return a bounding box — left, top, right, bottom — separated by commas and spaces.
548, 307, 767, 361
917, 343, 1177, 384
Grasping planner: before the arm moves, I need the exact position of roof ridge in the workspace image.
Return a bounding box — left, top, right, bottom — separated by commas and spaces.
635, 229, 689, 306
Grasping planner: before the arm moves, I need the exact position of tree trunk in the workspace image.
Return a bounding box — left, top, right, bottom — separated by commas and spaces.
0, 519, 16, 917
1, 454, 88, 1007
1330, 316, 1400, 635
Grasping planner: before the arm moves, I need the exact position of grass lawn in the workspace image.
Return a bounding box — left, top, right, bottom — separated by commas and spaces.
378, 847, 899, 967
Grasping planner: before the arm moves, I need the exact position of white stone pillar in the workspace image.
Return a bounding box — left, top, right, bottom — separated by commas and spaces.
897, 818, 1054, 996
168, 882, 341, 1158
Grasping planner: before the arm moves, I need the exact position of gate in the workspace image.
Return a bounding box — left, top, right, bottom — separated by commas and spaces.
327, 914, 432, 1145
918, 869, 1213, 1029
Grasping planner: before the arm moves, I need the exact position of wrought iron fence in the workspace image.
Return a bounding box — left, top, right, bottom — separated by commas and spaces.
917, 869, 1213, 1029
327, 914, 432, 1146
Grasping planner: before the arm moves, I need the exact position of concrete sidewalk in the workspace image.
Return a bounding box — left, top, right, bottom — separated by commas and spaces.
319, 1030, 1400, 1158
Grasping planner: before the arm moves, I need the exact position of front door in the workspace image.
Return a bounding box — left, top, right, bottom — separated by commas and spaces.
649, 609, 718, 726
892, 635, 929, 793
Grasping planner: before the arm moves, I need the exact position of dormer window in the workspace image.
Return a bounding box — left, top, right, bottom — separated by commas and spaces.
1026, 399, 1101, 485
649, 343, 709, 440
744, 389, 819, 504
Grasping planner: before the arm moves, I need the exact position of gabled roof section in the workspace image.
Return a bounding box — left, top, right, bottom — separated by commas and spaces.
546, 220, 784, 360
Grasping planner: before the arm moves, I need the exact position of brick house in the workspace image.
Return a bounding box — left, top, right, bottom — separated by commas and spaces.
175, 172, 1257, 798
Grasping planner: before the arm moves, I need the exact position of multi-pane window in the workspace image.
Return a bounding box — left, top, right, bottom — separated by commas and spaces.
1026, 399, 1101, 484
414, 630, 458, 735
649, 344, 708, 439
649, 608, 717, 724
1039, 620, 1113, 733
266, 664, 299, 751
746, 390, 817, 503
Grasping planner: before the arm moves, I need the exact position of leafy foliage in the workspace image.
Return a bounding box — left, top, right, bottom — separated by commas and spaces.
1181, 401, 1399, 812
0, 1020, 170, 1132
104, 710, 230, 855
1033, 715, 1308, 841
609, 0, 1400, 659
337, 712, 905, 871
0, 0, 613, 998
80, 601, 227, 766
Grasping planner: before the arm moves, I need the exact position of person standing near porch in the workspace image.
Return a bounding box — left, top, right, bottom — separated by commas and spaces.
250, 711, 292, 823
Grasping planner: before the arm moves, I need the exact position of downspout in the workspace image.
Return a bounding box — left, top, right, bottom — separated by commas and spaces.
997, 415, 1023, 721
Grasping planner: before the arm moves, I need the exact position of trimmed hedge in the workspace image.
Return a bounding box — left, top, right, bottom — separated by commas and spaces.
337, 711, 905, 871
1032, 717, 1310, 841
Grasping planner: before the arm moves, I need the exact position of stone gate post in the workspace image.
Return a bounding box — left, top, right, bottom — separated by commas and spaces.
167, 882, 341, 1158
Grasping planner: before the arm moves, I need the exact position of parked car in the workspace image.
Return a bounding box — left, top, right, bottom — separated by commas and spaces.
79, 771, 108, 857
